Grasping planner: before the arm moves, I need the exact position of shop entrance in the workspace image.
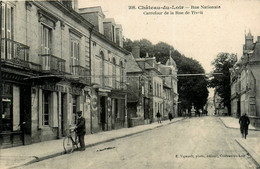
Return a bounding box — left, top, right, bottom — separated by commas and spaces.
61, 93, 66, 136
100, 96, 106, 131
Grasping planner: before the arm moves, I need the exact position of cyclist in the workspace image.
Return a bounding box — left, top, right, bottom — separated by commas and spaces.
75, 111, 86, 151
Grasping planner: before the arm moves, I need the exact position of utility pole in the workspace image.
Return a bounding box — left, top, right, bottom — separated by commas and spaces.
0, 0, 3, 132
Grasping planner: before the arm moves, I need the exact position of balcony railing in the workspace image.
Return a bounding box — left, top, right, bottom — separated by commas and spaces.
70, 65, 90, 85
114, 81, 127, 90
1, 38, 29, 60
40, 54, 65, 73
1, 38, 41, 71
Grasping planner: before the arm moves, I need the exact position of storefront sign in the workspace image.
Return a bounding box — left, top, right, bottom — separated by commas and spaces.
41, 84, 66, 93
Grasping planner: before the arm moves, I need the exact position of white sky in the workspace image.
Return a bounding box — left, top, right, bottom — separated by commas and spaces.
78, 0, 260, 74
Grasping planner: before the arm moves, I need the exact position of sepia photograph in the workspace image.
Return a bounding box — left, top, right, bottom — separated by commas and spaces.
0, 0, 260, 168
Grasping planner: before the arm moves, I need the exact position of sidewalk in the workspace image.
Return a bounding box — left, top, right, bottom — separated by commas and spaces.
235, 138, 260, 167
0, 118, 183, 169
220, 116, 260, 167
219, 116, 258, 130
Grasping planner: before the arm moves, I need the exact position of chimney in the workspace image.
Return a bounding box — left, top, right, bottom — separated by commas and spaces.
73, 0, 78, 12
78, 7, 105, 34
132, 46, 140, 58
146, 52, 149, 58
103, 18, 116, 42
116, 24, 123, 47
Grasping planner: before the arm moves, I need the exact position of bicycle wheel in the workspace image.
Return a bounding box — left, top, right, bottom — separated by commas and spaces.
63, 136, 74, 153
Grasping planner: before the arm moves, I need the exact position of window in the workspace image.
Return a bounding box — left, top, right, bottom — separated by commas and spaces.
100, 51, 105, 86
41, 25, 52, 54
112, 58, 116, 87
112, 25, 115, 42
41, 25, 52, 70
120, 61, 124, 85
72, 96, 78, 125
1, 3, 13, 60
70, 37, 80, 75
42, 91, 51, 126
154, 81, 156, 95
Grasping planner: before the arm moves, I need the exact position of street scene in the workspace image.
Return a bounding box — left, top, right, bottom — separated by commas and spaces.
5, 116, 260, 169
0, 0, 260, 168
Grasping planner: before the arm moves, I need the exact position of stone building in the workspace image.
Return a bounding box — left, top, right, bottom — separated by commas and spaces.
126, 47, 178, 125
1, 0, 91, 147
158, 57, 178, 119
79, 6, 129, 132
230, 32, 260, 127
0, 0, 128, 148
125, 48, 150, 127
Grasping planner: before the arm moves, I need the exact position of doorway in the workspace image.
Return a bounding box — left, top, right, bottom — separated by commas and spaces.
61, 93, 66, 136
100, 96, 106, 131
237, 100, 241, 117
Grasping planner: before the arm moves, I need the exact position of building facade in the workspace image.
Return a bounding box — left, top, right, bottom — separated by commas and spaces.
79, 6, 129, 132
230, 32, 260, 127
126, 47, 178, 126
0, 0, 128, 148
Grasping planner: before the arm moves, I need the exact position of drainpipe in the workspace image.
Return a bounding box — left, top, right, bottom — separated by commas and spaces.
0, 0, 3, 132
125, 93, 128, 128
89, 26, 94, 134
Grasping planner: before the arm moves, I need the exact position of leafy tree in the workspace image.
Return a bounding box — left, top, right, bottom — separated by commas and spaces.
209, 53, 237, 115
123, 38, 209, 112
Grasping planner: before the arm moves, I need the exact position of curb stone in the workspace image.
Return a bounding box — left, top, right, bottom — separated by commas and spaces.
11, 118, 184, 169
235, 139, 260, 169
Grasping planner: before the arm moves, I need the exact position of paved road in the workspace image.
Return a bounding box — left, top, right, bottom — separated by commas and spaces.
21, 117, 258, 169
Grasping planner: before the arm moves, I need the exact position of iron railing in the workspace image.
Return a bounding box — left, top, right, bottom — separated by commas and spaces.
114, 81, 127, 90
40, 54, 65, 73
1, 38, 42, 71
70, 65, 90, 85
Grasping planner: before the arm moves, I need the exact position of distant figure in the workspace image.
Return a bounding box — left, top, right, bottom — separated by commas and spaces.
168, 112, 173, 121
239, 113, 250, 139
156, 110, 162, 123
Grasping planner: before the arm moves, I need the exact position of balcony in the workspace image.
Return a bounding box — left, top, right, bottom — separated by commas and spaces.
70, 65, 90, 85
40, 54, 65, 73
114, 81, 126, 90
1, 38, 41, 71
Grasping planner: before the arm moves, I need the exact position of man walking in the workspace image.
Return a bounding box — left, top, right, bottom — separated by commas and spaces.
75, 111, 86, 151
156, 110, 161, 123
239, 113, 250, 139
168, 112, 173, 121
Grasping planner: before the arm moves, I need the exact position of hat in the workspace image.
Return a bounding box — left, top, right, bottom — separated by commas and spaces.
77, 111, 82, 114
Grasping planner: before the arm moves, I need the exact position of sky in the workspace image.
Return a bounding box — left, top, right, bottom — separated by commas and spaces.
78, 0, 260, 74
78, 0, 260, 98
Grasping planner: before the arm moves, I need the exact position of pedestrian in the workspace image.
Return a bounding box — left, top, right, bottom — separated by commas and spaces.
75, 111, 86, 151
239, 113, 250, 139
168, 112, 173, 121
156, 110, 162, 123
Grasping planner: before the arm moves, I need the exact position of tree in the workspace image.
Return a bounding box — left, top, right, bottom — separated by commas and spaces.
123, 38, 209, 112
177, 57, 208, 110
209, 53, 237, 115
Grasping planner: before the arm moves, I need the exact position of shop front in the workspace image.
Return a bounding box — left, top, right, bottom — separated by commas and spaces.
111, 91, 127, 129
0, 80, 32, 148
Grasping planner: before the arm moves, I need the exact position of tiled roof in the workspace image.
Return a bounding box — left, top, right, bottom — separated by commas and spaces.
125, 54, 142, 73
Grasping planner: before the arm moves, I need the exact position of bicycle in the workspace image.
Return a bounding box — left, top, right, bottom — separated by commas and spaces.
63, 127, 79, 153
